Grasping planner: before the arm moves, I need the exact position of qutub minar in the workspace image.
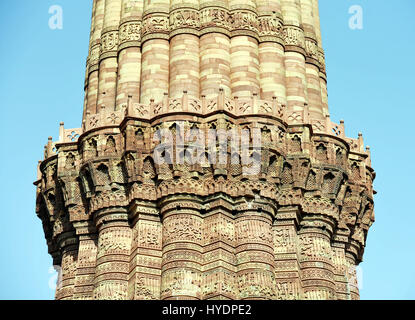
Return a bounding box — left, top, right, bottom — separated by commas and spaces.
35, 0, 375, 300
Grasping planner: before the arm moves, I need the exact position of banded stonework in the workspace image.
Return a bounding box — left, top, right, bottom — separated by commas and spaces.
35, 0, 375, 300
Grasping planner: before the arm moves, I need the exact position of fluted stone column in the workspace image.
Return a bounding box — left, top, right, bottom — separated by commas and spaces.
128, 201, 162, 300
86, 0, 105, 115
140, 39, 170, 104
73, 222, 98, 300
202, 196, 237, 300
83, 0, 96, 119
235, 200, 275, 300
301, 0, 324, 120
319, 68, 328, 116
139, 0, 170, 104
97, 0, 122, 111
258, 0, 287, 103
345, 244, 361, 300
230, 35, 260, 98
281, 0, 308, 116
56, 232, 78, 300
298, 216, 337, 300
332, 240, 350, 300
87, 0, 97, 66
273, 207, 303, 299
312, 0, 322, 48
160, 196, 203, 300
259, 43, 287, 103
311, 0, 328, 116
229, 0, 259, 98
169, 0, 200, 99
170, 34, 200, 98
116, 0, 143, 109
200, 0, 231, 100
86, 61, 99, 115
93, 208, 132, 300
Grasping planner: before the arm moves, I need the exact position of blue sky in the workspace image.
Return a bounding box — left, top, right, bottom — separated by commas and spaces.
0, 0, 414, 300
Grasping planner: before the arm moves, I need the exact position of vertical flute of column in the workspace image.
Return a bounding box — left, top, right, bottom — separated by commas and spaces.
230, 35, 260, 98
300, 0, 324, 120
169, 0, 201, 99
116, 0, 143, 110
345, 244, 361, 300
229, 0, 260, 98
82, 84, 88, 121
312, 0, 328, 116
319, 62, 328, 116
331, 240, 350, 300
273, 207, 303, 300
97, 0, 122, 111
87, 0, 97, 65
83, 0, 96, 119
56, 233, 79, 300
169, 35, 200, 98
86, 0, 105, 116
235, 201, 275, 300
199, 0, 231, 100
257, 0, 287, 103
140, 0, 170, 104
281, 0, 308, 117
73, 222, 98, 300
202, 198, 237, 300
311, 0, 322, 49
128, 201, 162, 300
93, 209, 132, 300
298, 217, 337, 300
160, 196, 203, 300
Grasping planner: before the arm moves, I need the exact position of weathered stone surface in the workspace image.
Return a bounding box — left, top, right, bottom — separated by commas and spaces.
34, 0, 375, 300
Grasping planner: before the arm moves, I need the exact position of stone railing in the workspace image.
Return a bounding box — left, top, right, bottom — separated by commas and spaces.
41, 93, 370, 161
82, 91, 286, 132
44, 137, 56, 159
59, 123, 82, 143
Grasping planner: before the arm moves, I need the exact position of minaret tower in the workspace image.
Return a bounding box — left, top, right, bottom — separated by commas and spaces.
35, 0, 375, 300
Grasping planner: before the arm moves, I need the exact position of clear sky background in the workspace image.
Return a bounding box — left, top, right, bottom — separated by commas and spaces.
0, 0, 414, 300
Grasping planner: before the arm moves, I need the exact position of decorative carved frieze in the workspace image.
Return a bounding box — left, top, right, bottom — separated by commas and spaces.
119, 21, 141, 45
100, 30, 119, 55
141, 13, 169, 41
36, 0, 375, 301
283, 25, 306, 50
